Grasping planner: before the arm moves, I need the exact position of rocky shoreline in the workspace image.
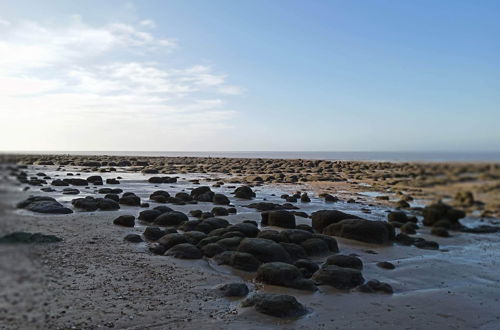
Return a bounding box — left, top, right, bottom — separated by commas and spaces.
1, 154, 500, 329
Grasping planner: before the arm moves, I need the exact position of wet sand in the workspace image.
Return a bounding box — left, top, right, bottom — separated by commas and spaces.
1, 155, 500, 329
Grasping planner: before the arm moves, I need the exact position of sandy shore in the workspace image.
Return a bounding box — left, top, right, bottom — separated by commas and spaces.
1, 155, 500, 329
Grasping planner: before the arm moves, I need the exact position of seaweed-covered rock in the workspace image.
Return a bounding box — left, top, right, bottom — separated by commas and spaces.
190, 186, 215, 202
323, 219, 395, 244
234, 186, 256, 199
165, 243, 202, 259
241, 293, 308, 318
17, 196, 73, 214
261, 210, 296, 229
143, 227, 166, 241
312, 265, 364, 289
358, 279, 393, 294
325, 254, 363, 270
255, 262, 317, 291
218, 283, 249, 297
214, 251, 261, 271
153, 211, 188, 226
213, 193, 230, 205
237, 238, 292, 264
311, 210, 362, 232
0, 232, 62, 244
113, 215, 135, 227
422, 202, 465, 227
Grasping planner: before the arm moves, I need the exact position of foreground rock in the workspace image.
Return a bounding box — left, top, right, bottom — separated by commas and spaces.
113, 215, 135, 227
422, 202, 466, 228
241, 293, 308, 318
165, 243, 202, 259
323, 219, 395, 244
261, 210, 296, 229
233, 186, 256, 199
237, 238, 292, 264
218, 283, 249, 297
358, 279, 394, 294
255, 262, 317, 291
0, 232, 62, 244
312, 265, 365, 289
311, 210, 363, 232
17, 196, 73, 214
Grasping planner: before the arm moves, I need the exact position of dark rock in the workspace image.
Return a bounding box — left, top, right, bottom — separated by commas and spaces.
214, 251, 261, 271
400, 222, 418, 234
280, 243, 308, 261
234, 186, 256, 199
153, 211, 188, 226
190, 186, 215, 202
238, 238, 292, 264
387, 211, 412, 223
376, 261, 395, 270
312, 265, 365, 289
124, 234, 143, 243
431, 227, 450, 237
72, 197, 98, 211
113, 215, 135, 227
281, 229, 313, 244
413, 239, 439, 250
119, 194, 141, 206
153, 205, 174, 214
211, 207, 229, 216
138, 210, 161, 222
104, 193, 119, 202
227, 223, 259, 238
325, 255, 363, 270
300, 193, 311, 202
86, 175, 103, 185
262, 210, 296, 229
158, 233, 188, 249
51, 179, 69, 186
63, 178, 88, 186
294, 259, 319, 278
213, 193, 230, 205
422, 202, 465, 227
202, 243, 227, 257
311, 210, 362, 232
165, 243, 202, 259
218, 283, 249, 297
300, 238, 330, 256
256, 262, 317, 291
143, 227, 166, 241
62, 188, 80, 195
148, 176, 177, 184
257, 230, 288, 243
311, 234, 339, 252
323, 219, 395, 244
241, 293, 308, 318
17, 196, 73, 214
0, 232, 62, 244
358, 279, 393, 294
97, 198, 120, 211
324, 194, 338, 202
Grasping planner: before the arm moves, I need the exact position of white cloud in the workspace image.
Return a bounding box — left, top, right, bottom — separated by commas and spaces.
0, 17, 242, 151
0, 18, 11, 26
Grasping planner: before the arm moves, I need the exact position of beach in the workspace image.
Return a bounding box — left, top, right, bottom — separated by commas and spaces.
1, 154, 500, 329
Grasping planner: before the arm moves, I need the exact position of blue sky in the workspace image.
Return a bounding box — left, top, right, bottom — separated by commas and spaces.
0, 0, 499, 151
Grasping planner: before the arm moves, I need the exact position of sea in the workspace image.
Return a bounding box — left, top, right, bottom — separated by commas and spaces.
4, 151, 500, 162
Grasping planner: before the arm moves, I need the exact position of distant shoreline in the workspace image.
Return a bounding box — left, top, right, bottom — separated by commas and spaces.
1, 150, 500, 163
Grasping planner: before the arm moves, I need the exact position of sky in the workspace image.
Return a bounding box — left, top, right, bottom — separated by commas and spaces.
0, 0, 499, 152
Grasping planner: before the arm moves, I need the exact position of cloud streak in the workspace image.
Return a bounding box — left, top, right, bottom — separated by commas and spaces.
0, 16, 241, 151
